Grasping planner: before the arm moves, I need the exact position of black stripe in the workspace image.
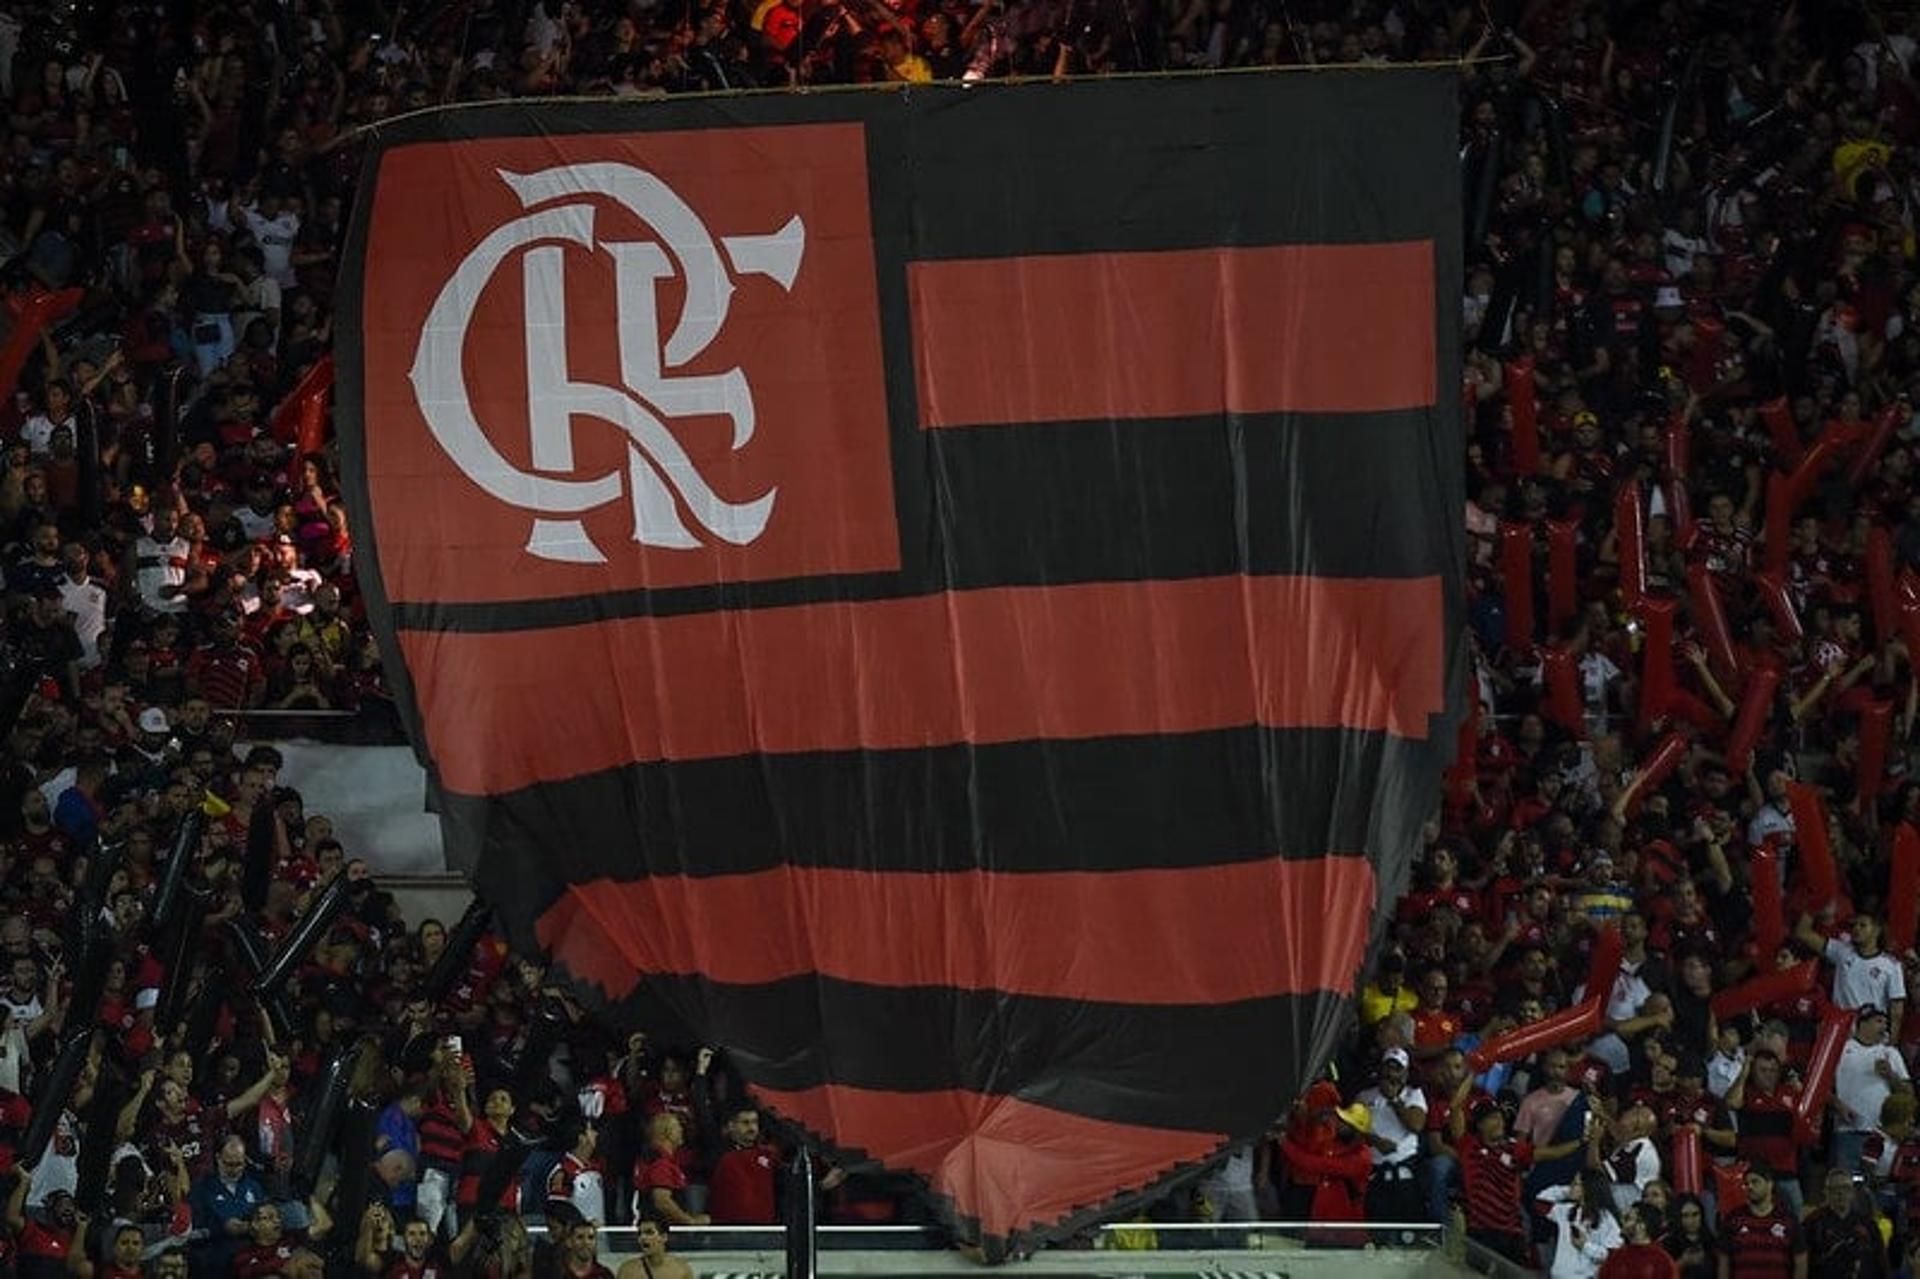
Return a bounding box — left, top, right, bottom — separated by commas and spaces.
438, 725, 1447, 890
553, 969, 1347, 1137
388, 408, 1451, 633
340, 73, 1459, 258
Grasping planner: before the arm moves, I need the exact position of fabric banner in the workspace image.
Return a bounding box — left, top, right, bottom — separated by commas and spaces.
337, 72, 1464, 1255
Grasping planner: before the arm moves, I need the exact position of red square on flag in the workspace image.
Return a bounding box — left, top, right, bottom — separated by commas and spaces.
358, 123, 896, 604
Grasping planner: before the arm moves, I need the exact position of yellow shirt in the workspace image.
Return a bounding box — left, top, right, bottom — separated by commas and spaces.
1359, 983, 1418, 1026
889, 53, 933, 84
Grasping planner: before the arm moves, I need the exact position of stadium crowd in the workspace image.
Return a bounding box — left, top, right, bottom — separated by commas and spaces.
10, 0, 1920, 1274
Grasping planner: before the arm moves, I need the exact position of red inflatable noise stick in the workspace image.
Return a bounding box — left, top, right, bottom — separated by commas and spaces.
1541, 645, 1585, 737
1547, 519, 1580, 631
1890, 822, 1920, 956
1710, 1160, 1752, 1216
1868, 526, 1899, 646
1747, 839, 1789, 962
1506, 356, 1541, 475
1466, 996, 1603, 1073
1685, 561, 1739, 680
1751, 570, 1804, 643
1637, 595, 1679, 734
1709, 958, 1815, 1021
1846, 402, 1905, 488
1465, 926, 1622, 1073
1759, 396, 1804, 469
1584, 924, 1625, 1003
1793, 1006, 1859, 1145
1669, 1124, 1704, 1197
1500, 521, 1535, 651
1616, 481, 1648, 607
1858, 699, 1892, 807
1619, 732, 1687, 817
1763, 471, 1793, 573
1786, 781, 1842, 911
1725, 663, 1781, 775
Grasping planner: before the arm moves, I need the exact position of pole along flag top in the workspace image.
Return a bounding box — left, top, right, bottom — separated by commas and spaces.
338, 71, 1465, 1256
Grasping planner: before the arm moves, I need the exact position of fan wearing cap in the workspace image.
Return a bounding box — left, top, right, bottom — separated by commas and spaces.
1448, 1070, 1534, 1266
116, 706, 177, 793
1832, 1004, 1910, 1180
1356, 1048, 1428, 1240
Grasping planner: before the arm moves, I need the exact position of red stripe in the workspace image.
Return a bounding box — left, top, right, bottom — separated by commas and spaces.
908, 243, 1436, 428
403, 574, 1443, 796
752, 1084, 1225, 1239
535, 857, 1374, 1006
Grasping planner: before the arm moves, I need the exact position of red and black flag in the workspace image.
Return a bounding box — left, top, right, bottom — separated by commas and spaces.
338, 70, 1464, 1254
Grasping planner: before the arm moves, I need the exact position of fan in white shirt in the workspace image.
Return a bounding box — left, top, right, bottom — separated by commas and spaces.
1797, 912, 1907, 1037
1356, 1048, 1428, 1166
56, 546, 108, 669
1603, 1103, 1662, 1211
1537, 1170, 1624, 1279
1834, 1008, 1908, 1135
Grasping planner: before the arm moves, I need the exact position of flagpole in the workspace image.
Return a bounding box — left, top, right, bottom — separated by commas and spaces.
785, 1146, 818, 1279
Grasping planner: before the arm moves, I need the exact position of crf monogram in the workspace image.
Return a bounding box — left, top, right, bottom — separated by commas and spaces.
410, 162, 806, 562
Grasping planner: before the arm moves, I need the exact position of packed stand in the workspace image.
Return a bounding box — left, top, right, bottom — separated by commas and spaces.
0, 0, 1491, 1269
18, 0, 1920, 1270
1256, 0, 1920, 1276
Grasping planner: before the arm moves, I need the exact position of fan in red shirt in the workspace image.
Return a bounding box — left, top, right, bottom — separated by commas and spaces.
1726, 1049, 1803, 1201
1277, 1088, 1373, 1248
1598, 1203, 1679, 1278
454, 1086, 521, 1215
707, 1104, 780, 1225
1411, 967, 1463, 1062
1450, 1083, 1534, 1269
1398, 845, 1480, 923
1716, 1168, 1806, 1278
233, 1203, 304, 1279
631, 1114, 709, 1228
16, 1191, 77, 1279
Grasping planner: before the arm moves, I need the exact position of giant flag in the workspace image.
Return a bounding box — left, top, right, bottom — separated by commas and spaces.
339, 71, 1464, 1256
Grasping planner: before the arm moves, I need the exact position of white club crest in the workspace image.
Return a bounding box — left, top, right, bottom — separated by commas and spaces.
409, 162, 806, 563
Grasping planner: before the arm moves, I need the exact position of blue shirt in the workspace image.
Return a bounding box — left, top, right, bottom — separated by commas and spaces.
52, 787, 97, 850
376, 1102, 421, 1210
189, 1171, 266, 1269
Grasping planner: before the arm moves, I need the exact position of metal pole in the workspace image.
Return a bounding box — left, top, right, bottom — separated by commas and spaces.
784, 1146, 818, 1279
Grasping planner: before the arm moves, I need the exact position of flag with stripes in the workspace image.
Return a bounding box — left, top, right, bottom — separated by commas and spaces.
338, 70, 1464, 1257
